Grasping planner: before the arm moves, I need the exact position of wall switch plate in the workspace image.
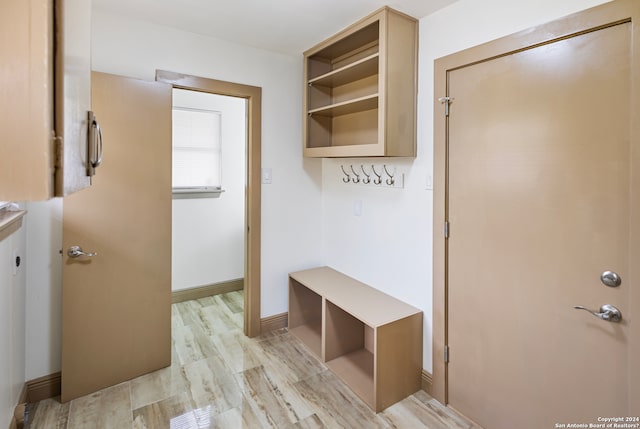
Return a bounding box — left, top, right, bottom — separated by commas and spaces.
261, 168, 272, 184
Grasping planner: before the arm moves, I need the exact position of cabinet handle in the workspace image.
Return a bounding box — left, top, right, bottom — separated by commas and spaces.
87, 111, 103, 176
93, 117, 103, 168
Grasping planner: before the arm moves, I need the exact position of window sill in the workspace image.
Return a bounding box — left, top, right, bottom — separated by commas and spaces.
0, 209, 26, 242
172, 187, 225, 199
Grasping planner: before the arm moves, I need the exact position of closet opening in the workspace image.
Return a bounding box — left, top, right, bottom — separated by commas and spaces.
157, 70, 262, 338
171, 88, 247, 335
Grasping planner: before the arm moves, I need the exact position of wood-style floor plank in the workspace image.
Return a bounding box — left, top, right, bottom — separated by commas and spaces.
27, 290, 472, 428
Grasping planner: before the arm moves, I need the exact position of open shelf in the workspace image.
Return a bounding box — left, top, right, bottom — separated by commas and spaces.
308, 94, 378, 117
289, 324, 322, 358
307, 22, 379, 81
289, 277, 322, 359
327, 349, 374, 408
303, 7, 417, 157
309, 53, 379, 88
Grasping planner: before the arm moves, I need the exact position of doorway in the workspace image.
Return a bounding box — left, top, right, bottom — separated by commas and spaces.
432, 1, 639, 427
157, 70, 262, 338
170, 87, 247, 337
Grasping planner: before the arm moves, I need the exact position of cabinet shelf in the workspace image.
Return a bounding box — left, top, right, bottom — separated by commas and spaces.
308, 94, 378, 118
303, 7, 417, 158
289, 324, 322, 358
326, 348, 375, 409
309, 53, 379, 88
0, 0, 93, 200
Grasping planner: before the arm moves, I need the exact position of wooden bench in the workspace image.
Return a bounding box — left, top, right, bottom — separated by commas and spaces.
288, 266, 422, 412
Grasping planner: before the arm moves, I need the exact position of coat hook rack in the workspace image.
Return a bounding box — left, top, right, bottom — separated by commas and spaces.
371, 165, 383, 185
360, 165, 371, 184
340, 165, 350, 183
349, 165, 361, 183
383, 165, 395, 185
339, 164, 404, 189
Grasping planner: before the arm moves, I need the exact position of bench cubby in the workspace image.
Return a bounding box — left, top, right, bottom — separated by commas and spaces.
288, 266, 422, 412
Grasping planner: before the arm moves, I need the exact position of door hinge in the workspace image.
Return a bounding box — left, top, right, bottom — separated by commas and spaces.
438, 96, 452, 117
444, 345, 450, 363
444, 221, 450, 239
54, 135, 63, 169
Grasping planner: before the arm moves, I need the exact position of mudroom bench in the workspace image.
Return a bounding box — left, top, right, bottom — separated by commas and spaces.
288, 266, 422, 412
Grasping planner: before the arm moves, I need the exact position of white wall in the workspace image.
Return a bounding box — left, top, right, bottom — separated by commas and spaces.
0, 215, 26, 426
89, 10, 324, 314
321, 0, 611, 373
24, 199, 63, 380
172, 90, 247, 291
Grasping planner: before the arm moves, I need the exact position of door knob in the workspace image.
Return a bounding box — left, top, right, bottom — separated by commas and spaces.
574, 304, 622, 322
67, 246, 97, 258
600, 271, 621, 287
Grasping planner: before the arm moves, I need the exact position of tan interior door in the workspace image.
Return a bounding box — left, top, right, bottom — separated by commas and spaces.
447, 21, 633, 428
61, 72, 172, 402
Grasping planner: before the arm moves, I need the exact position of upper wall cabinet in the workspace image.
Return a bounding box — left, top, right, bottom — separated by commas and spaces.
0, 0, 98, 201
303, 7, 418, 158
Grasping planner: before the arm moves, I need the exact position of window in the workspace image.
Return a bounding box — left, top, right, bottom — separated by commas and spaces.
172, 106, 223, 198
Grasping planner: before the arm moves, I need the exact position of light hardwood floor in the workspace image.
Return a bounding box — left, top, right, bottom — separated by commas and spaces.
27, 291, 476, 428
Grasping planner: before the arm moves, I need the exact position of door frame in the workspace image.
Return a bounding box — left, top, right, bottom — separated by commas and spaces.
432, 0, 640, 410
156, 70, 262, 338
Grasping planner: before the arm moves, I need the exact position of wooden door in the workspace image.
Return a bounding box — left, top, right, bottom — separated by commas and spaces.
61, 73, 172, 402
443, 7, 636, 429
54, 0, 92, 196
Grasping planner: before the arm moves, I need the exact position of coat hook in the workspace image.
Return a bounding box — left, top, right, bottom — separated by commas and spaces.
371, 165, 382, 185
383, 164, 395, 186
340, 165, 350, 183
350, 165, 361, 183
360, 165, 371, 184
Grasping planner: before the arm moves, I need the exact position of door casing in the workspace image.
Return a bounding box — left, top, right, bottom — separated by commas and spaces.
156, 70, 262, 338
432, 0, 640, 414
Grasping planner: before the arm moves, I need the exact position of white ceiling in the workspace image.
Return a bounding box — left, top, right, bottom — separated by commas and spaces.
92, 0, 459, 55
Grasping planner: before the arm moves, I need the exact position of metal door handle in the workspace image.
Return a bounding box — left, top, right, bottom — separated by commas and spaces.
574, 304, 622, 322
87, 111, 103, 177
67, 246, 97, 258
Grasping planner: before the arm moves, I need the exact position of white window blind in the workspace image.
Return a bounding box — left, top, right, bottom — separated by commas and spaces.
172, 107, 222, 191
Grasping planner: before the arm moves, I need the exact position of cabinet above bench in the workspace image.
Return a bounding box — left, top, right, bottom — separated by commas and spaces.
302, 7, 418, 158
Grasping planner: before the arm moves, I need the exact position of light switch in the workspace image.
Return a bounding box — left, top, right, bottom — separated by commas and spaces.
261, 168, 272, 184
426, 174, 433, 190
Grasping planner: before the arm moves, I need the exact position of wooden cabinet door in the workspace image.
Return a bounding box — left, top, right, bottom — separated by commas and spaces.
0, 0, 93, 201
54, 0, 93, 196
0, 0, 54, 201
